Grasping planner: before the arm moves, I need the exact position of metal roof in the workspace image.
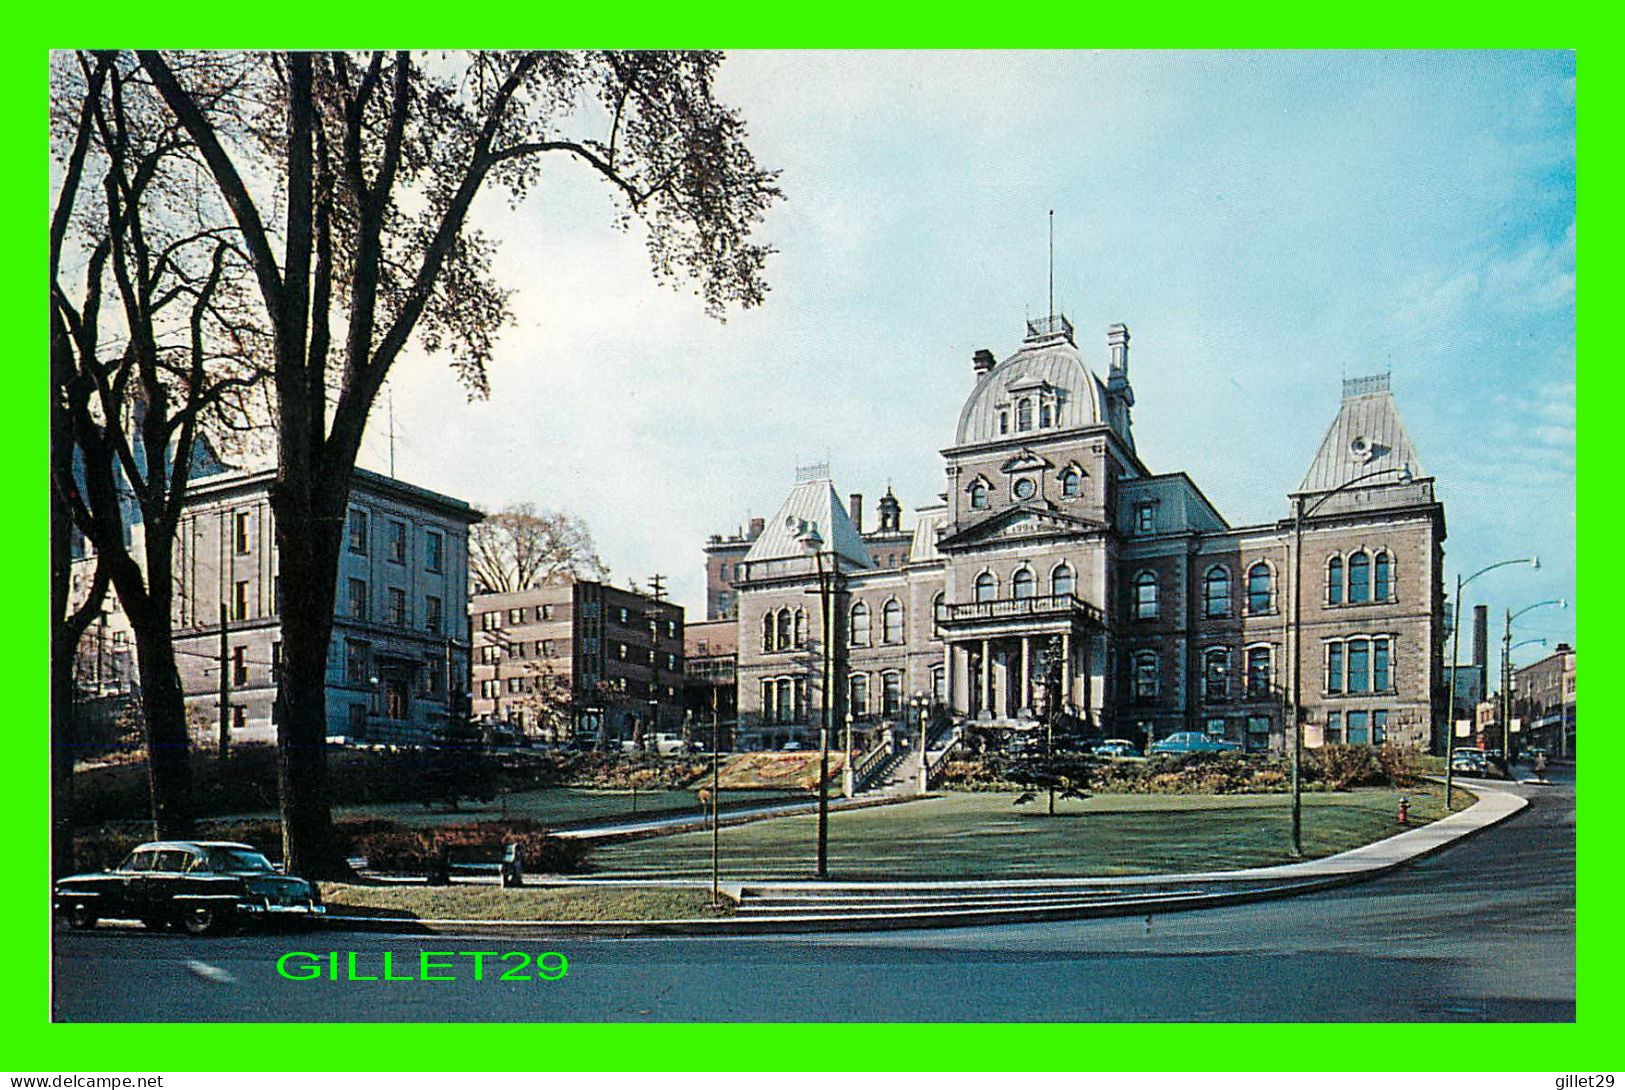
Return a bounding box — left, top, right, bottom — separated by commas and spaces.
742, 476, 875, 570
954, 330, 1106, 446
1297, 375, 1427, 494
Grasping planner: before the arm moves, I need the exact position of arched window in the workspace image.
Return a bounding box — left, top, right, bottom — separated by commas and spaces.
1040, 402, 1052, 427
776, 609, 792, 651
1134, 570, 1159, 620
1348, 551, 1370, 603
1012, 568, 1035, 599
849, 674, 870, 717
1327, 556, 1344, 605
882, 671, 902, 716
1061, 467, 1081, 498
1203, 647, 1229, 701
970, 480, 989, 510
1347, 638, 1370, 691
793, 609, 807, 648
1017, 399, 1033, 430
1247, 563, 1273, 614
762, 613, 774, 653
1246, 646, 1272, 697
882, 599, 903, 643
1204, 566, 1231, 619
1133, 651, 1159, 702
1374, 552, 1392, 601
975, 571, 996, 602
999, 411, 1009, 435
932, 592, 945, 635
775, 677, 792, 723
1052, 563, 1075, 598
849, 602, 870, 646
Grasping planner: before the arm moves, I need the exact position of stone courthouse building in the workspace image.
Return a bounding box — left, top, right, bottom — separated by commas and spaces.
727, 313, 1446, 754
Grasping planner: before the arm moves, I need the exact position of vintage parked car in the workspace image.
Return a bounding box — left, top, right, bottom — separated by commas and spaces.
1091, 739, 1143, 759
1449, 749, 1490, 775
1148, 731, 1243, 756
54, 841, 324, 935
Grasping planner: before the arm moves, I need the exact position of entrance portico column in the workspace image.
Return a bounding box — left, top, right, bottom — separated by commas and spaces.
943, 642, 953, 713
1020, 636, 1031, 714
1061, 630, 1073, 712
980, 638, 991, 717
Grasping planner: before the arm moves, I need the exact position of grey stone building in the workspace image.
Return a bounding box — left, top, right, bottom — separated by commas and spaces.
172, 467, 480, 746
728, 313, 1446, 754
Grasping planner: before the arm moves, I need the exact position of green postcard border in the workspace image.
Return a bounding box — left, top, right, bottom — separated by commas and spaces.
12, 12, 1603, 1073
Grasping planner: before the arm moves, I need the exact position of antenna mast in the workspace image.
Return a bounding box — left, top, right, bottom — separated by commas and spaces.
1048, 209, 1055, 319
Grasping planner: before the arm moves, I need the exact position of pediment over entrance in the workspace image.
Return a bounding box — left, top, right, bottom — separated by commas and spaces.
938, 504, 1103, 550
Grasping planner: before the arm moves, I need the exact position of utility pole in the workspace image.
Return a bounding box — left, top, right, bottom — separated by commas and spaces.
218, 602, 231, 759
711, 689, 721, 910
649, 573, 666, 601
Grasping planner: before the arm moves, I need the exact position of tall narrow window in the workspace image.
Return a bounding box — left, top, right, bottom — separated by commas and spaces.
1012, 569, 1035, 599
1203, 648, 1228, 702
233, 580, 249, 621
1134, 571, 1158, 620
1347, 638, 1370, 692
348, 509, 368, 554
1204, 566, 1231, 618
348, 578, 368, 621
425, 530, 444, 573
387, 520, 407, 563
761, 680, 775, 723
1374, 552, 1392, 601
234, 511, 251, 554
1061, 468, 1081, 498
970, 481, 989, 510
1039, 402, 1052, 427
232, 646, 248, 686
850, 602, 871, 646
1247, 563, 1273, 614
1327, 557, 1344, 605
1346, 710, 1370, 746
777, 678, 793, 723
1246, 646, 1272, 697
932, 593, 946, 635
387, 587, 407, 627
882, 600, 903, 643
998, 412, 1009, 435
776, 609, 792, 651
1325, 711, 1342, 745
1017, 399, 1033, 430
425, 595, 443, 635
850, 674, 869, 717
1052, 563, 1075, 598
762, 613, 774, 653
1372, 709, 1389, 744
975, 572, 996, 603
1134, 652, 1159, 702
1327, 642, 1344, 693
794, 609, 807, 648
1348, 551, 1370, 603
1373, 637, 1391, 691
882, 672, 902, 716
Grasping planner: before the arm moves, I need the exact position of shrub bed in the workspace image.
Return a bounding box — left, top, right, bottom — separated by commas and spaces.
937, 744, 1429, 795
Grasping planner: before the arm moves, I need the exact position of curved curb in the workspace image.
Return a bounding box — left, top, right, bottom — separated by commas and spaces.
318, 780, 1526, 938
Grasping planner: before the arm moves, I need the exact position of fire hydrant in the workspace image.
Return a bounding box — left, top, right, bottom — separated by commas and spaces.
1397, 796, 1410, 826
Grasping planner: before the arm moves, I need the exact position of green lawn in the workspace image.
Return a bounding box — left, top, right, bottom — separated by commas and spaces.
225, 787, 793, 830
320, 882, 730, 921
585, 786, 1459, 882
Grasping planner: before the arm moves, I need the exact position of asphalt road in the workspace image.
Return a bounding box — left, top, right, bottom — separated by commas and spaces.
52, 774, 1575, 1023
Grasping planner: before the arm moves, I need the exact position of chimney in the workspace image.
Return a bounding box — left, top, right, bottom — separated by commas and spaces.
1472, 604, 1489, 670
849, 493, 864, 534
1107, 323, 1130, 377
748, 517, 765, 540
973, 349, 996, 379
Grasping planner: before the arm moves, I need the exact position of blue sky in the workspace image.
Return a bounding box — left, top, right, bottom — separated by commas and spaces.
362, 50, 1576, 665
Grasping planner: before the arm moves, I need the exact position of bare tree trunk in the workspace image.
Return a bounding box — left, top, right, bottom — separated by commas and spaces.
271, 473, 351, 877
124, 604, 195, 838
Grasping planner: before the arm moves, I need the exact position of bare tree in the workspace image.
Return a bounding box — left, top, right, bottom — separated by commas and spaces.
141, 50, 780, 876
470, 504, 609, 593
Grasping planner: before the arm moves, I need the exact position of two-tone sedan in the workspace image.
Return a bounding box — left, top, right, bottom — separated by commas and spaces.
54, 841, 324, 935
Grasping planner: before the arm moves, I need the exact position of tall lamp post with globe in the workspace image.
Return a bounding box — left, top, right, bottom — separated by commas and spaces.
1288, 463, 1412, 858
800, 524, 835, 880
1442, 556, 1539, 810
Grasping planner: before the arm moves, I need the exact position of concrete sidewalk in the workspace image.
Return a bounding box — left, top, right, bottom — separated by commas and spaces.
320, 779, 1526, 937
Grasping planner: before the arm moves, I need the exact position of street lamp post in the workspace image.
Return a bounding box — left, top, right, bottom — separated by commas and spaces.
911, 691, 930, 795
1289, 463, 1412, 857
1507, 637, 1547, 760
801, 525, 834, 880
1503, 600, 1566, 771
842, 711, 855, 798
1442, 556, 1539, 809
